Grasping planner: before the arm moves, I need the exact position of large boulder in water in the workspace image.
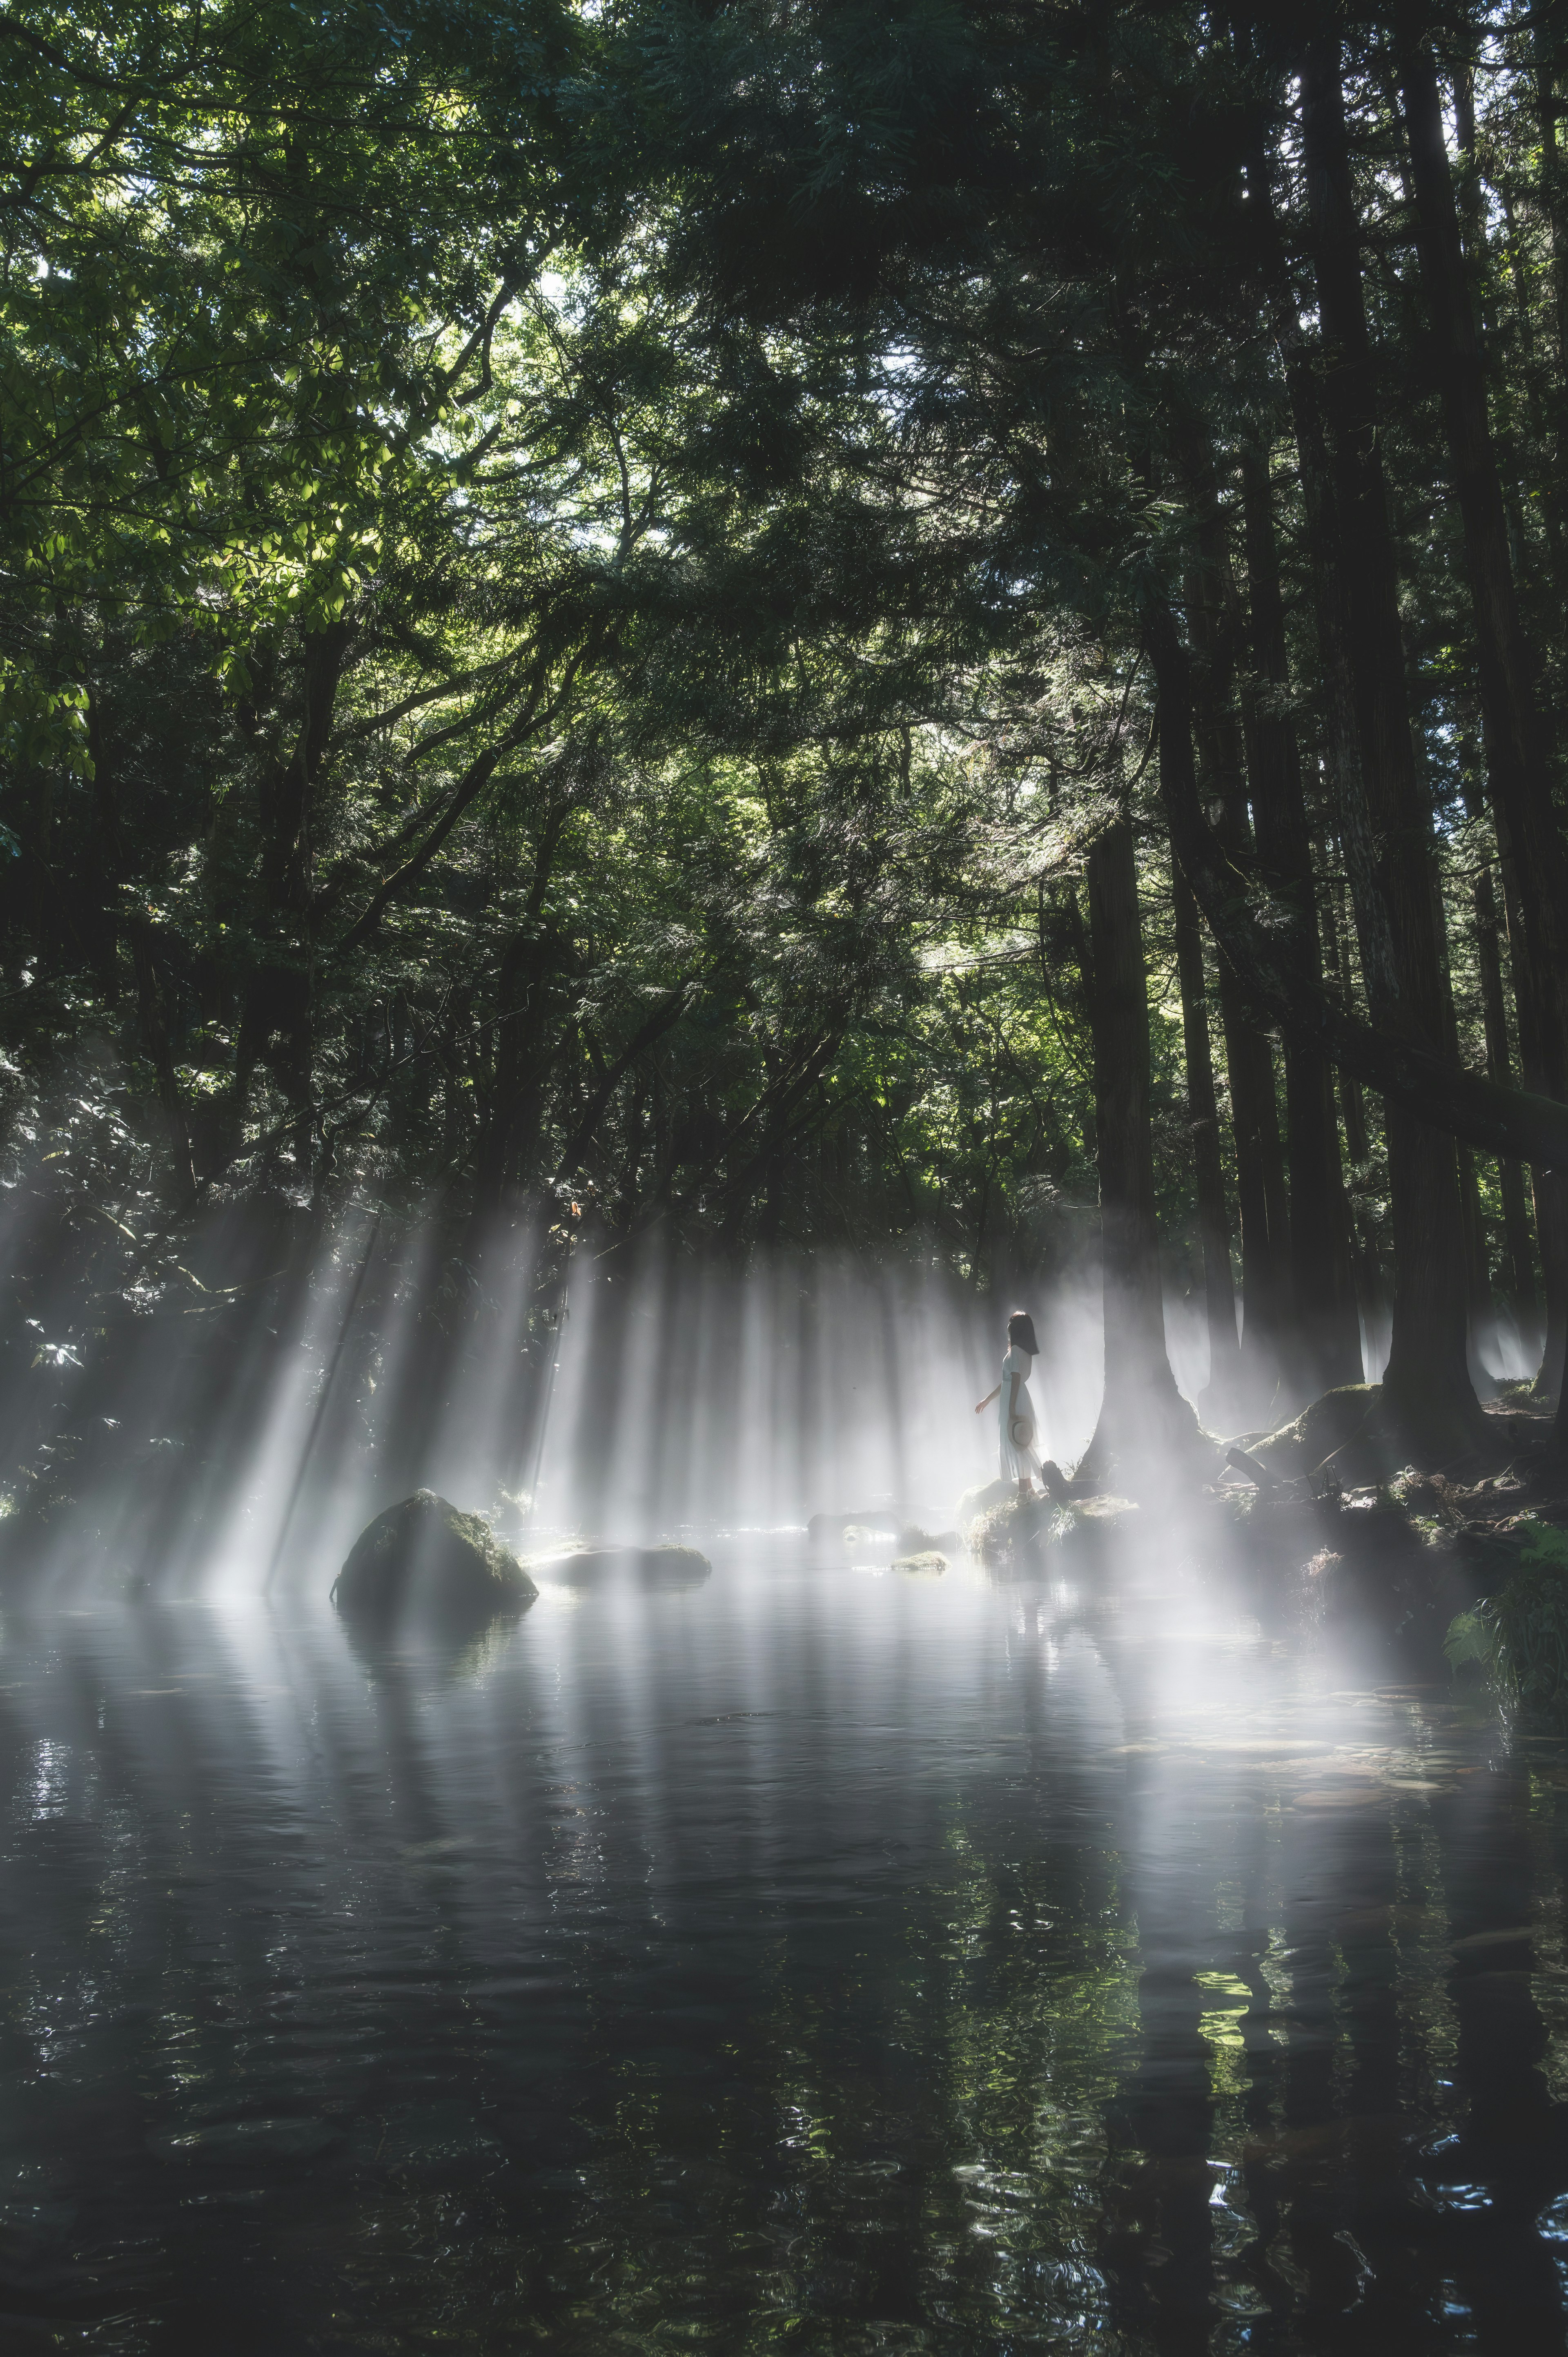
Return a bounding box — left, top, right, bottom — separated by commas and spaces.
333, 1492, 537, 1624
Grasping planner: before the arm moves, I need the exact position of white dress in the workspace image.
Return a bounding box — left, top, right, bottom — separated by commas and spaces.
998, 1345, 1044, 1484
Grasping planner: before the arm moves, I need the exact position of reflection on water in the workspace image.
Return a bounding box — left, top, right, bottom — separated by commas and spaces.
3, 1541, 1568, 2351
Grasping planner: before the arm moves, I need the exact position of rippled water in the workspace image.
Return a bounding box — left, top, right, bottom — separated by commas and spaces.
4, 1533, 1568, 2353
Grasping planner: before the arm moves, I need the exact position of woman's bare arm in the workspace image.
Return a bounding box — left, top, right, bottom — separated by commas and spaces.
974, 1384, 1000, 1414
1008, 1373, 1020, 1425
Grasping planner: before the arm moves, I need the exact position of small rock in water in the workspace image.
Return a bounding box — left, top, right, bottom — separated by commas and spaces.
333, 1492, 537, 1625
892, 1551, 947, 1576
536, 1544, 711, 1587
897, 1523, 960, 1554
808, 1507, 903, 1544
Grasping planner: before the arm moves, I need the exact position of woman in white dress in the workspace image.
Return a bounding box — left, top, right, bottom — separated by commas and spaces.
974, 1311, 1044, 1495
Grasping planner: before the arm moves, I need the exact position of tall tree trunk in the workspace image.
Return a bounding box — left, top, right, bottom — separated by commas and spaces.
1248, 98, 1390, 1358
1456, 1142, 1493, 1357
1172, 850, 1243, 1425
1179, 522, 1292, 1408
1533, 24, 1568, 502
1301, 33, 1483, 1457
87, 711, 197, 1210
1319, 865, 1383, 1329
1078, 815, 1198, 1486
238, 620, 353, 1186
470, 791, 574, 1233
1239, 438, 1362, 1394
1431, 850, 1495, 1375
1473, 865, 1541, 1347
1399, 31, 1568, 1424
1500, 860, 1568, 1406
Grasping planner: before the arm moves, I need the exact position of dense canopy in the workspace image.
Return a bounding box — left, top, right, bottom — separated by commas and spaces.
3, 0, 1567, 1534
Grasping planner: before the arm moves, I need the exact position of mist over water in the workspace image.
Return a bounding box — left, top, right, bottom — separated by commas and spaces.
533, 1243, 1111, 1541
7, 1208, 1127, 1592
9, 1217, 1568, 2348
11, 1179, 1557, 1612
5, 1530, 1568, 2351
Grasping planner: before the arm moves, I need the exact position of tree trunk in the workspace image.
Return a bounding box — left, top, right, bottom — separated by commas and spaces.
1172, 848, 1243, 1426
1500, 859, 1568, 1406
241, 620, 353, 1186
1456, 1142, 1493, 1356
129, 923, 198, 1213
1149, 618, 1568, 1173
1239, 438, 1362, 1394
1221, 1003, 1291, 1410
87, 711, 196, 1209
1301, 33, 1483, 1457
1533, 26, 1568, 504
1319, 865, 1383, 1327
470, 792, 574, 1232
1473, 865, 1541, 1347
1178, 517, 1292, 1407
1078, 816, 1198, 1487
1400, 28, 1568, 1423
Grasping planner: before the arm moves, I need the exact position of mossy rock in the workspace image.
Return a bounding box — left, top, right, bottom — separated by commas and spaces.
1051, 1494, 1140, 1564
971, 1489, 1138, 1571
969, 1491, 1052, 1562
333, 1492, 537, 1624
1245, 1385, 1383, 1481
892, 1551, 947, 1577
958, 1477, 1016, 1536
537, 1544, 711, 1588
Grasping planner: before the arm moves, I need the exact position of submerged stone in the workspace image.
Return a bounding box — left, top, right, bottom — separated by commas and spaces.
892, 1551, 947, 1575
333, 1491, 537, 1624
808, 1507, 903, 1543
537, 1544, 711, 1587
897, 1523, 960, 1555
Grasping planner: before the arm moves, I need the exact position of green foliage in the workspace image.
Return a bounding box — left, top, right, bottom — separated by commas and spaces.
1, 0, 1564, 1367
1446, 1522, 1568, 1712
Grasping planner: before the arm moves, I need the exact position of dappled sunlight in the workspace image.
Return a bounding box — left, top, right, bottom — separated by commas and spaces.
4, 0, 1567, 2344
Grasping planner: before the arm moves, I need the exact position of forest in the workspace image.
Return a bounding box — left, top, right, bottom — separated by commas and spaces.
4, 0, 1568, 1554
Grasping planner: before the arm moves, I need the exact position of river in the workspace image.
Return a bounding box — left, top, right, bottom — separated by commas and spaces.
2, 1530, 1566, 2351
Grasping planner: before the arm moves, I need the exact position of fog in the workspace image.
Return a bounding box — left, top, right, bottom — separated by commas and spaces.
6, 1196, 1549, 1601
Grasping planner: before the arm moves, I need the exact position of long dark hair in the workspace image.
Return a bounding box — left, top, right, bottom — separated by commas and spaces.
1007, 1310, 1039, 1356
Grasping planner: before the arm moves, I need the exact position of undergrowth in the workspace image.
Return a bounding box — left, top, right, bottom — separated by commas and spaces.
1446, 1521, 1568, 1710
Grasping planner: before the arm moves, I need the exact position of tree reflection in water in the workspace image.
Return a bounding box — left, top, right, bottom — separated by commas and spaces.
1, 1545, 1566, 2352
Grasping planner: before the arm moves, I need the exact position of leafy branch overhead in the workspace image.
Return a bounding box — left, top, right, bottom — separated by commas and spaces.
1, 0, 1566, 1474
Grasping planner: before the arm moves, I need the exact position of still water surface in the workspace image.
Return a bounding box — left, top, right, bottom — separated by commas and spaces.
4, 1536, 1568, 2353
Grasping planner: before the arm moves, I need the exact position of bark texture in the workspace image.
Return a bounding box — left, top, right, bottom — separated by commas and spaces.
1078, 815, 1199, 1486
1301, 33, 1483, 1455
1172, 851, 1243, 1425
